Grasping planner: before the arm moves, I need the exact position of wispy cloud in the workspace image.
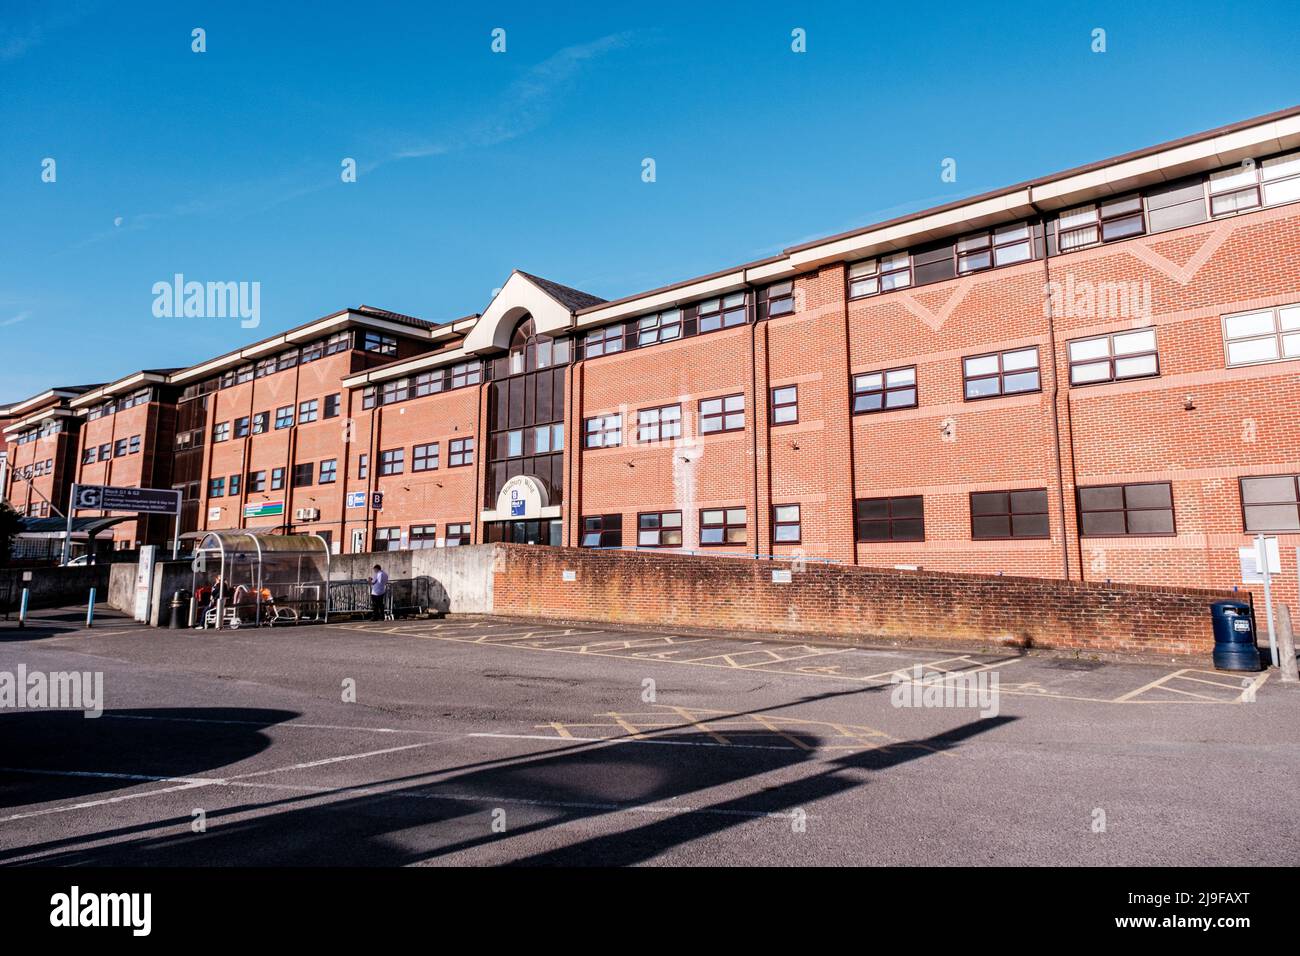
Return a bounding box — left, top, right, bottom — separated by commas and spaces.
0, 311, 31, 327
0, 2, 99, 63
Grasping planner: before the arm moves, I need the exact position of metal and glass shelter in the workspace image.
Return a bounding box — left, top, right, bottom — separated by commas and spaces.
192, 531, 329, 628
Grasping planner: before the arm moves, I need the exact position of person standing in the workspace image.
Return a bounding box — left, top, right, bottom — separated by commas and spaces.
369, 564, 389, 621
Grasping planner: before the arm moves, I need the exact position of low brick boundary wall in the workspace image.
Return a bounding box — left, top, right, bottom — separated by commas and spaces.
490, 545, 1242, 658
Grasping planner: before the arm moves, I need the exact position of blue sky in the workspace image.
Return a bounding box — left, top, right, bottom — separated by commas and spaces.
2, 0, 1298, 399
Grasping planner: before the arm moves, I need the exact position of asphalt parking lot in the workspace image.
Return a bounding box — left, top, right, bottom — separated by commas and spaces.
1, 611, 1297, 866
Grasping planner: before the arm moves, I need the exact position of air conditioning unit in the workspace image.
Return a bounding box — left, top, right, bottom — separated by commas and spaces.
293, 507, 320, 522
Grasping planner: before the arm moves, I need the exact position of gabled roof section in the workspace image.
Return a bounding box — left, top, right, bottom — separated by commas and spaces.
461, 271, 601, 355
514, 272, 606, 312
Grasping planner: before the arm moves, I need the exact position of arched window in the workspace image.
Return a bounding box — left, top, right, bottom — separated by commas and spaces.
495, 315, 570, 378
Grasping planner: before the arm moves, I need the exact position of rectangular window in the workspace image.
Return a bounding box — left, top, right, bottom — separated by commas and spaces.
855, 496, 924, 542
585, 414, 623, 448
381, 379, 408, 405
114, 438, 128, 457
271, 467, 285, 491
212, 421, 230, 443
1068, 328, 1159, 385
236, 364, 253, 384
362, 387, 377, 410
697, 292, 747, 333
637, 405, 681, 443
374, 527, 401, 551
413, 371, 443, 397
300, 340, 325, 363
771, 385, 798, 424
379, 448, 404, 476
532, 424, 564, 454
234, 416, 250, 438
637, 511, 682, 547
292, 462, 314, 487
228, 474, 241, 497
581, 514, 623, 548
209, 477, 225, 498
275, 405, 294, 429
449, 438, 474, 467
1241, 475, 1300, 532
323, 393, 341, 418
445, 523, 472, 546
956, 222, 1033, 273
324, 331, 350, 355
970, 489, 1050, 539
248, 470, 266, 493
636, 309, 683, 346
700, 507, 747, 546
852, 366, 917, 413
256, 357, 276, 378
1209, 163, 1262, 216
1058, 198, 1141, 250
772, 504, 802, 544
298, 399, 318, 423
767, 281, 795, 317
357, 454, 368, 479
848, 252, 910, 298
99, 443, 110, 460
1078, 482, 1175, 536
128, 435, 141, 454
252, 411, 269, 434
963, 347, 1041, 399
410, 524, 438, 549
583, 324, 624, 358
450, 362, 481, 389
412, 442, 439, 472
319, 459, 337, 484
1262, 151, 1300, 207
362, 332, 397, 355
277, 348, 299, 371
1222, 303, 1300, 367
82, 447, 96, 464
699, 394, 745, 434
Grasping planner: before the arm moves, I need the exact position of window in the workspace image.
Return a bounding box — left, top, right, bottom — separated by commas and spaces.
848, 253, 910, 298
128, 435, 141, 454
1241, 475, 1300, 532
697, 293, 746, 333
357, 454, 368, 479
325, 331, 350, 355
275, 405, 294, 429
637, 511, 682, 547
235, 364, 253, 384
1262, 152, 1300, 207
298, 399, 318, 423
852, 366, 917, 413
700, 508, 747, 546
855, 496, 924, 541
1209, 163, 1262, 216
292, 462, 314, 487
581, 514, 623, 548
413, 371, 443, 397
450, 362, 481, 389
271, 468, 285, 490
362, 332, 397, 355
970, 489, 1049, 539
771, 385, 798, 424
300, 340, 324, 363
772, 504, 801, 544
277, 348, 299, 371
1068, 329, 1158, 385
378, 448, 404, 476
374, 527, 401, 551
1077, 483, 1175, 536
583, 324, 624, 358
324, 393, 341, 419
248, 470, 266, 493
445, 523, 472, 546
362, 387, 377, 410
410, 524, 439, 549
637, 405, 681, 443
767, 281, 795, 317
209, 477, 225, 498
963, 347, 1041, 399
114, 438, 128, 457
449, 438, 474, 467
381, 380, 408, 405
636, 309, 682, 346
411, 442, 440, 471
1058, 196, 1145, 251
212, 421, 230, 442
98, 443, 110, 460
228, 474, 241, 497
319, 459, 337, 484
585, 414, 623, 448
699, 394, 745, 434
256, 357, 276, 378
957, 223, 1032, 273
532, 424, 564, 454
1222, 303, 1300, 367
234, 416, 250, 438
82, 447, 96, 464
252, 411, 269, 434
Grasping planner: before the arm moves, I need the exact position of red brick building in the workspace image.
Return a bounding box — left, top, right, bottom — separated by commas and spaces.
2, 385, 99, 522
5, 106, 1300, 605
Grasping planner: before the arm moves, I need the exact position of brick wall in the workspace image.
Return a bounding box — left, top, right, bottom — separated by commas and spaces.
490, 544, 1241, 658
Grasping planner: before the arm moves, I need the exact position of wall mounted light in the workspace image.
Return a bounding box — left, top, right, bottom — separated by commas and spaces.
1183, 394, 1196, 411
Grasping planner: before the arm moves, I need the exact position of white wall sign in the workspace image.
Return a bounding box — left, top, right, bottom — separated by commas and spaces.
496, 475, 548, 520
1239, 538, 1281, 583
772, 569, 792, 584
208, 507, 221, 521
562, 569, 576, 582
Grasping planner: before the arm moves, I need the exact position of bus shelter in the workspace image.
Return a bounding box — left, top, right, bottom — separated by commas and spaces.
192, 531, 329, 628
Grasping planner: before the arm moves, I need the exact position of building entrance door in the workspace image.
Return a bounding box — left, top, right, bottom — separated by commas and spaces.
484, 519, 562, 545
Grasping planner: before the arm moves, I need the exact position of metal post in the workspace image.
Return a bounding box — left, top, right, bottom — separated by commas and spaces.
188, 595, 197, 629
18, 588, 29, 628
172, 509, 181, 560
1257, 534, 1279, 667
215, 595, 224, 631
61, 484, 77, 566
86, 587, 96, 629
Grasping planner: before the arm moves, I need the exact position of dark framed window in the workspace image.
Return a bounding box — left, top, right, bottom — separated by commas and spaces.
323, 393, 341, 418
228, 474, 241, 497
252, 411, 269, 434
325, 331, 350, 355
450, 362, 481, 389
212, 421, 230, 442
697, 293, 746, 333
852, 366, 917, 413
636, 309, 682, 346
271, 467, 285, 490
855, 496, 924, 542
208, 477, 225, 498
98, 443, 110, 460
581, 514, 623, 548
637, 511, 682, 547
256, 357, 276, 378
362, 387, 377, 410
445, 523, 472, 546
583, 324, 624, 358
1077, 482, 1175, 537
319, 459, 337, 484
413, 442, 439, 471
531, 424, 564, 454
301, 340, 325, 363
357, 454, 368, 479
956, 222, 1032, 274
114, 439, 128, 457
970, 489, 1050, 539
275, 405, 294, 429
128, 435, 141, 454
772, 504, 801, 544
637, 405, 681, 443
413, 370, 443, 397
963, 347, 1041, 399
410, 524, 438, 549
248, 470, 266, 493
381, 379, 408, 405
277, 348, 299, 371
585, 414, 623, 448
767, 280, 795, 317
771, 385, 798, 424
298, 399, 318, 423
82, 447, 96, 464
1058, 195, 1145, 250
235, 364, 253, 384
378, 448, 404, 475
1240, 475, 1300, 532
699, 394, 745, 434
448, 438, 473, 467
700, 507, 747, 546
1068, 329, 1158, 385
292, 462, 314, 488
234, 416, 250, 438
374, 527, 401, 551
362, 332, 397, 355
848, 253, 910, 298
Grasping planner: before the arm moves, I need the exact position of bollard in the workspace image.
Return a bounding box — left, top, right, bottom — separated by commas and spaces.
167, 591, 183, 629
18, 588, 29, 629
1276, 603, 1299, 684
86, 588, 96, 629
188, 596, 197, 629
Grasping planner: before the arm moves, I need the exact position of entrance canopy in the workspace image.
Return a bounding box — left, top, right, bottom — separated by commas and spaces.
192, 531, 329, 628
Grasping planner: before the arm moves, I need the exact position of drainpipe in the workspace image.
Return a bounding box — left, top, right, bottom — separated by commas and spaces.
743, 272, 763, 558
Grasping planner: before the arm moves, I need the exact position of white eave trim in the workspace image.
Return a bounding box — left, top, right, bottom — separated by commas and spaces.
340, 346, 472, 388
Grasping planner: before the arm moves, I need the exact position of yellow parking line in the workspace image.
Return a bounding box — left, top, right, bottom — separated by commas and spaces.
1113, 669, 1188, 703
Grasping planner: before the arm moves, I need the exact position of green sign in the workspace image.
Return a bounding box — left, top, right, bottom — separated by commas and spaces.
244, 500, 285, 518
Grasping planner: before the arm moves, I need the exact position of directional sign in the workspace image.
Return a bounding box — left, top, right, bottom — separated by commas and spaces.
244, 500, 285, 518
371, 492, 384, 511
73, 484, 180, 515
346, 491, 366, 509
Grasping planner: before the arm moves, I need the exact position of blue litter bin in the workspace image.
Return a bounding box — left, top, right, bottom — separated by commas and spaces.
1210, 601, 1261, 672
